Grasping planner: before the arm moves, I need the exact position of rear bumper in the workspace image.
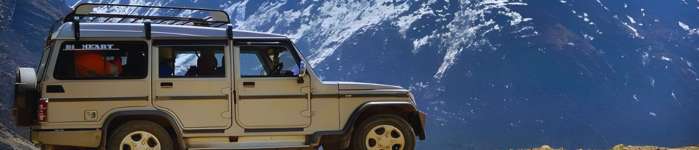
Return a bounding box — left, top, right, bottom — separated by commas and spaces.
32, 129, 102, 148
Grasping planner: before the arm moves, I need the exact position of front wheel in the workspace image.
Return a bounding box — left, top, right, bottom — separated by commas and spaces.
350, 114, 416, 150
107, 120, 173, 150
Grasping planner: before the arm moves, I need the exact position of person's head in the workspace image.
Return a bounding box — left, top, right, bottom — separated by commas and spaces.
197, 49, 217, 74
159, 48, 175, 67
161, 58, 174, 67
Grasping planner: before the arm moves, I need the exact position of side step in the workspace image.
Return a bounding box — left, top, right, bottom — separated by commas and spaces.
187, 136, 312, 150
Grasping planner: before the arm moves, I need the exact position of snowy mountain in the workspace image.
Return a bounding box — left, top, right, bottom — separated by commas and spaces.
0, 0, 697, 149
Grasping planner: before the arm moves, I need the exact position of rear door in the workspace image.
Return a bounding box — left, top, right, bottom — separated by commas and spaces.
152, 40, 232, 129
234, 40, 312, 129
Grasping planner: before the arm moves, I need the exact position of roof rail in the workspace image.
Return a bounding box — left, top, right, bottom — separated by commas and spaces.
64, 3, 231, 27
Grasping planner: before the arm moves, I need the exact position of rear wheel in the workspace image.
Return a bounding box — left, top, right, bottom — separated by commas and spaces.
107, 120, 173, 150
350, 114, 415, 150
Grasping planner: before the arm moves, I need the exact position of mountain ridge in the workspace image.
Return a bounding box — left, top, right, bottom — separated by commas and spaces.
0, 0, 696, 149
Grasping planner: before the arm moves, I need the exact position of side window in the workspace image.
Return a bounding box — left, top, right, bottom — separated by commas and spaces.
159, 46, 225, 78
54, 41, 147, 80
240, 51, 267, 76
240, 45, 300, 77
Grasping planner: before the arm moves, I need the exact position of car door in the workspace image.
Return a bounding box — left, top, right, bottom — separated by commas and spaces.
234, 40, 311, 129
152, 41, 232, 129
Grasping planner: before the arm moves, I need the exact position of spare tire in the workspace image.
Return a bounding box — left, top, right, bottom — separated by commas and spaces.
13, 67, 39, 126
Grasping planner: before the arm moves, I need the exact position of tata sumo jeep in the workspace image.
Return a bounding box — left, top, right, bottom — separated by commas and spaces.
12, 3, 426, 150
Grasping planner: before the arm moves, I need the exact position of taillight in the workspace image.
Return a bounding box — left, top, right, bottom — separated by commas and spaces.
38, 98, 48, 122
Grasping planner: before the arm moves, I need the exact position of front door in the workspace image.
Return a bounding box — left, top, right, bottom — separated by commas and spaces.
153, 41, 232, 129
234, 41, 311, 129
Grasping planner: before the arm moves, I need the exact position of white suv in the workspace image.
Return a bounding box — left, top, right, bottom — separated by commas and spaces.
13, 3, 426, 150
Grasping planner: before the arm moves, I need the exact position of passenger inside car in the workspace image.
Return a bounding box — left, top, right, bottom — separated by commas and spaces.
159, 46, 225, 78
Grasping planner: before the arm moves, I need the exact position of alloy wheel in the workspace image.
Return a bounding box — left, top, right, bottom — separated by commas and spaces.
119, 131, 161, 150
365, 124, 405, 150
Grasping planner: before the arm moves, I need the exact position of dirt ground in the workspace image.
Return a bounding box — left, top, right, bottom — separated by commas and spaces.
530, 144, 699, 150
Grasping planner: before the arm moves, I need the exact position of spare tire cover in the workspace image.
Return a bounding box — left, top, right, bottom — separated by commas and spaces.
14, 67, 38, 126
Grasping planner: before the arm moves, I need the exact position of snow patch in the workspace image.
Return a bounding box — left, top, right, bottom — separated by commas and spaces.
412, 35, 433, 53
623, 22, 644, 39
679, 21, 691, 30
595, 0, 610, 10
641, 52, 650, 66
678, 21, 699, 35
686, 60, 693, 68
434, 0, 533, 79
395, 0, 437, 36
660, 56, 672, 62
626, 15, 636, 24
671, 91, 678, 100
583, 34, 595, 41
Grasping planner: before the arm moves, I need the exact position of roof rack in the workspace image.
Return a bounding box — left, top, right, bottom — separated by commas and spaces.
61, 3, 235, 41
64, 3, 231, 27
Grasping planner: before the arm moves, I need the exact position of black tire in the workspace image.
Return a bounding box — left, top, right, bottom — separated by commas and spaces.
321, 132, 351, 150
107, 120, 174, 150
321, 139, 347, 150
350, 114, 416, 150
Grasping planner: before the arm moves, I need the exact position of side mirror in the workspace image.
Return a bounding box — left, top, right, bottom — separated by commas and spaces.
297, 63, 306, 84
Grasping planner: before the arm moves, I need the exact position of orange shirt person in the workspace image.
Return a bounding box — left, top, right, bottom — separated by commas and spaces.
74, 51, 122, 78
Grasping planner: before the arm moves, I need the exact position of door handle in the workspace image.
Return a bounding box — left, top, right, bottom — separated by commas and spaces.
160, 82, 173, 88
243, 82, 255, 87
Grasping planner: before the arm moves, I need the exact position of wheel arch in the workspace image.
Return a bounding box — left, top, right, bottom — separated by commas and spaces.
313, 101, 426, 147
100, 109, 186, 150
347, 101, 426, 140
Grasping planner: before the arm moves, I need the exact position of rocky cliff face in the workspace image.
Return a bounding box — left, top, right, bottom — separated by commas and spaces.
0, 0, 69, 149
0, 0, 15, 31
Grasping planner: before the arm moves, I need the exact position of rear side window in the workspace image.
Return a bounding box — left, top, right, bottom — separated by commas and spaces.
158, 46, 225, 78
53, 41, 148, 80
